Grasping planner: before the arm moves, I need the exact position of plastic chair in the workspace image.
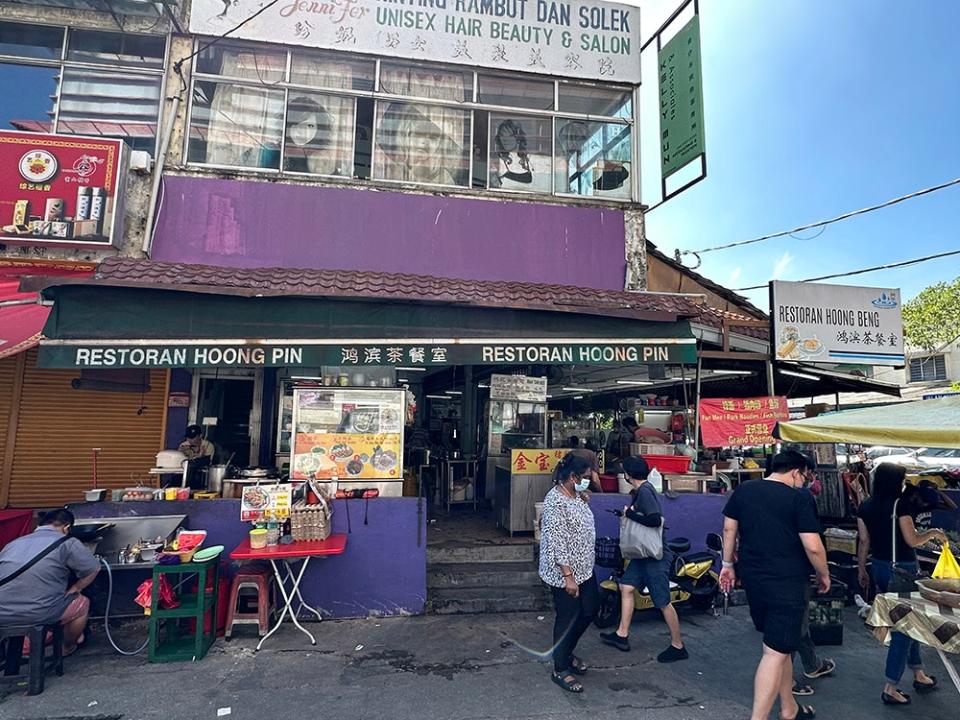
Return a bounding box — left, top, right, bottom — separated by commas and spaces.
0, 623, 64, 695
225, 567, 275, 639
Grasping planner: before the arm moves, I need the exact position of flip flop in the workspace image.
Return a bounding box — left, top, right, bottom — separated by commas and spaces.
551, 672, 584, 693
804, 658, 836, 679
792, 683, 815, 696
782, 704, 815, 720
569, 656, 588, 676
913, 676, 937, 693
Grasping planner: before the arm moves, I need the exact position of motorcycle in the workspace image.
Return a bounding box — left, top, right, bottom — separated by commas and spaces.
594, 519, 723, 628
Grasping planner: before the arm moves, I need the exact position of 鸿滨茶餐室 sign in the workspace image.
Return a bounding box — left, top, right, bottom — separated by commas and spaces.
188, 0, 641, 83
771, 281, 904, 366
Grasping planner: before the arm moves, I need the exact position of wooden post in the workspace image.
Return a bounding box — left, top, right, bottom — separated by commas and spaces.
692, 357, 702, 452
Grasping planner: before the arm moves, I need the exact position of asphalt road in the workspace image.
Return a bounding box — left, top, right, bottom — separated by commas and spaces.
1, 605, 956, 720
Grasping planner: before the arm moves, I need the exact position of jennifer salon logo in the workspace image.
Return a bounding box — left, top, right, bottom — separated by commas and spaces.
279, 0, 369, 23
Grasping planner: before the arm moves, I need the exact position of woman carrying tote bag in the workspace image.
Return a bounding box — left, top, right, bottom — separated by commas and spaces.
600, 456, 688, 663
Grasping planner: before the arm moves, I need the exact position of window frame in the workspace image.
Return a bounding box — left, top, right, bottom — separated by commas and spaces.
186, 37, 636, 202
908, 355, 947, 383
0, 21, 168, 155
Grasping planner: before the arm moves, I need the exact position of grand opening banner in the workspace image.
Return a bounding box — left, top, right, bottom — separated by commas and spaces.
698, 396, 789, 448
189, 0, 642, 83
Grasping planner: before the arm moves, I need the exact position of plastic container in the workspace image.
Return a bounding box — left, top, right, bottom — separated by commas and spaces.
809, 578, 847, 646
249, 528, 268, 549
599, 473, 618, 493
641, 454, 691, 474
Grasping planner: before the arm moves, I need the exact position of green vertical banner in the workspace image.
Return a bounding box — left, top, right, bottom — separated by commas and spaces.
658, 15, 706, 179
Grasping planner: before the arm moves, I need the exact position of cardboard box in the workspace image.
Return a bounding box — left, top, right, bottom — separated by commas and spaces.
824, 527, 858, 556
664, 473, 707, 493
631, 442, 674, 456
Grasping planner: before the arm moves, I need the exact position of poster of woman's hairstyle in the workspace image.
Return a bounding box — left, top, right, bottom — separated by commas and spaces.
489, 115, 552, 193
373, 64, 469, 187
283, 93, 354, 176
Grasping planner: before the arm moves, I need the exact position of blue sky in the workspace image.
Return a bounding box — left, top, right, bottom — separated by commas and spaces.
635, 0, 960, 309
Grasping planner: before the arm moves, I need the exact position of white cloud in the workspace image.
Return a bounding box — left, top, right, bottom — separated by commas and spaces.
772, 252, 794, 279
728, 267, 742, 285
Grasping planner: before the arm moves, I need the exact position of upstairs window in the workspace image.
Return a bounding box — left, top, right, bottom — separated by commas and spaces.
908, 355, 946, 383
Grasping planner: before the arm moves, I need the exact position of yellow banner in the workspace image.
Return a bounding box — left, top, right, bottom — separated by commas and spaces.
293, 432, 402, 480
511, 449, 569, 475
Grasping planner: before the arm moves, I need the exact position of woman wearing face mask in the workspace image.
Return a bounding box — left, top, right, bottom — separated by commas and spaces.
539, 453, 597, 693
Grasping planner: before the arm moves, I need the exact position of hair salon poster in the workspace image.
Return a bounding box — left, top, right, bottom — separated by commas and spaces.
190, 0, 641, 83
0, 131, 126, 248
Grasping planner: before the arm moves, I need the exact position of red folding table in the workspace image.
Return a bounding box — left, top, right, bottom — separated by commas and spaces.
230, 535, 347, 650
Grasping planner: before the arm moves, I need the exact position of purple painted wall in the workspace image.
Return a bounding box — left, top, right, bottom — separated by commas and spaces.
163, 369, 192, 451
589, 493, 726, 581
72, 498, 426, 619
153, 176, 626, 289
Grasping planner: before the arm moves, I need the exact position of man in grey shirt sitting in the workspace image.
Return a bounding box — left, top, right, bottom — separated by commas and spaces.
0, 509, 100, 655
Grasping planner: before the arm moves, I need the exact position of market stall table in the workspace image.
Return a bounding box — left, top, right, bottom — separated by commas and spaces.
230, 535, 347, 650
868, 592, 960, 696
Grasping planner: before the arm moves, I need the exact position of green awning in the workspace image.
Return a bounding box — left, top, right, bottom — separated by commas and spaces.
38, 286, 696, 368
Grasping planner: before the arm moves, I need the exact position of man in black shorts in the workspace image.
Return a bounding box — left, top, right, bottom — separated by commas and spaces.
720, 450, 829, 720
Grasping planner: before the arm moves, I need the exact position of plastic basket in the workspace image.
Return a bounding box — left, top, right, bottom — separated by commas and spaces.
641, 454, 691, 474
595, 537, 623, 569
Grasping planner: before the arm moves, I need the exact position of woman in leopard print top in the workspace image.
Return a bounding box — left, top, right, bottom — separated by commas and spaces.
539, 453, 598, 693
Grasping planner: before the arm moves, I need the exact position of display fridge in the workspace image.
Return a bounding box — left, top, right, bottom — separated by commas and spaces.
290, 387, 406, 497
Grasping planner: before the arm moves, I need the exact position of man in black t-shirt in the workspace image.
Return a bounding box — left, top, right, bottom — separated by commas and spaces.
720, 451, 829, 720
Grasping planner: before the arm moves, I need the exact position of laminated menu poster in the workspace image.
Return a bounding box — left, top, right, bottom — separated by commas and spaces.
240, 483, 292, 522
293, 433, 402, 481
697, 397, 789, 448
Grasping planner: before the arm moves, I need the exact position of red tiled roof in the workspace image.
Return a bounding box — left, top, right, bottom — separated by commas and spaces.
65, 258, 707, 323
699, 305, 771, 340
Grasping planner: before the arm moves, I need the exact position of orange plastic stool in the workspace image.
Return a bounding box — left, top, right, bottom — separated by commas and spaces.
225, 567, 275, 639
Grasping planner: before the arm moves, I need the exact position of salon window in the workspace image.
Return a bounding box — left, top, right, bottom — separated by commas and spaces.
554, 119, 631, 200
558, 82, 632, 119
290, 50, 374, 92
284, 92, 355, 177
188, 80, 286, 170
478, 74, 554, 111
488, 114, 553, 194
373, 100, 470, 187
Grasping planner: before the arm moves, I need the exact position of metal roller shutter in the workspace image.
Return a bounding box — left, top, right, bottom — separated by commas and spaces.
6, 350, 168, 508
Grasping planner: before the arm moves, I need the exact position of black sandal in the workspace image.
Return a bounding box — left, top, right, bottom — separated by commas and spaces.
881, 691, 911, 705
551, 672, 584, 693
913, 676, 937, 693
782, 705, 815, 720
569, 656, 588, 676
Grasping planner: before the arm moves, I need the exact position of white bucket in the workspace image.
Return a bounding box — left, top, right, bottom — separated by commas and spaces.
617, 473, 632, 494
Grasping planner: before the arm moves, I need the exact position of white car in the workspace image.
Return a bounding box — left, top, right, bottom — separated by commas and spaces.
863, 446, 912, 469
877, 447, 960, 471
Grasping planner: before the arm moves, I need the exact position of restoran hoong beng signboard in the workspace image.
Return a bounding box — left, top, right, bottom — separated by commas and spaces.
39, 338, 697, 368
0, 131, 126, 248
189, 0, 641, 83
771, 280, 905, 366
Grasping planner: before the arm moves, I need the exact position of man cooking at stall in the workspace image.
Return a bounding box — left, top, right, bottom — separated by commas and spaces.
179, 424, 215, 461
0, 509, 100, 656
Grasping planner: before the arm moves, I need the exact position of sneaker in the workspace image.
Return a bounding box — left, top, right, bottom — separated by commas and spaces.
657, 644, 689, 663
599, 631, 630, 652
804, 658, 836, 680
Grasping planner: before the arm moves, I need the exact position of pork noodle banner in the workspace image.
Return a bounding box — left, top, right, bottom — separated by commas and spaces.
293, 432, 402, 480
697, 396, 789, 448
189, 0, 641, 83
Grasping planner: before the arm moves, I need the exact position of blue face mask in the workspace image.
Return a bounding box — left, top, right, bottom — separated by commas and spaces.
574, 477, 590, 493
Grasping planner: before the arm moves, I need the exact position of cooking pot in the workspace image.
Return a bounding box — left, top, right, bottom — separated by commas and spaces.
205, 465, 230, 493
239, 467, 276, 479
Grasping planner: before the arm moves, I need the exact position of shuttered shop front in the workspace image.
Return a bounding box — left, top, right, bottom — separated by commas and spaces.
2, 350, 168, 507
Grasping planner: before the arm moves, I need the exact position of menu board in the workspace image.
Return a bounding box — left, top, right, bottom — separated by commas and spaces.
291, 388, 405, 482
490, 374, 548, 403
241, 483, 292, 522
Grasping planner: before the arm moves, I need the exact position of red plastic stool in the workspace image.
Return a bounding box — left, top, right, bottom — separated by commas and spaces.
225, 567, 275, 639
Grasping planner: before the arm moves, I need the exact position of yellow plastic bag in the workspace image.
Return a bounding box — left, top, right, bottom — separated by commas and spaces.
932, 544, 960, 579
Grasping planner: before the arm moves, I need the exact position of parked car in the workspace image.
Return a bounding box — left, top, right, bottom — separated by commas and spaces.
875, 447, 960, 471
863, 446, 912, 469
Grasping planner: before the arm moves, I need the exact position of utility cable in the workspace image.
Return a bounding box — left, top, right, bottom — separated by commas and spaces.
100, 559, 149, 655
735, 248, 960, 291
676, 177, 960, 260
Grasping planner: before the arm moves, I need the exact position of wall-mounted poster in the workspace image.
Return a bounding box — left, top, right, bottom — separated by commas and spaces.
489, 115, 552, 193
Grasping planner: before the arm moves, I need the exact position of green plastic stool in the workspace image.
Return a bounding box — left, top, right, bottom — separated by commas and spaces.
148, 557, 220, 663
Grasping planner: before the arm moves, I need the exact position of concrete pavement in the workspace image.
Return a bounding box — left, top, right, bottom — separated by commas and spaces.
1, 605, 956, 720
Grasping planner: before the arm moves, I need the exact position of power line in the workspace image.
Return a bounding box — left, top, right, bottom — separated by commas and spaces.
735, 249, 960, 291
676, 177, 960, 261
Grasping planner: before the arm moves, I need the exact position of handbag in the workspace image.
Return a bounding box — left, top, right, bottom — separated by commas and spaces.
888, 499, 919, 594
619, 514, 663, 561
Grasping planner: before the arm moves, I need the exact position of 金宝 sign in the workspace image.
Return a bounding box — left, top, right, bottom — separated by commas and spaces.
511, 448, 567, 475
189, 0, 641, 83
698, 396, 788, 448
771, 281, 904, 366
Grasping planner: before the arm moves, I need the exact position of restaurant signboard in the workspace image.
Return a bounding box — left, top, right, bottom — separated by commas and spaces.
40, 338, 697, 368
511, 448, 568, 475
698, 396, 789, 448
771, 280, 904, 366
189, 0, 641, 83
0, 131, 126, 247
490, 374, 548, 402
